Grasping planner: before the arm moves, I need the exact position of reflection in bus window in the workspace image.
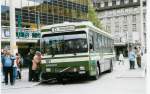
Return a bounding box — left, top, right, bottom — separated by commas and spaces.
42, 31, 88, 55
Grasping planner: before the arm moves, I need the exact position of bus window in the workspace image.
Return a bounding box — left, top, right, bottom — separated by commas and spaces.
89, 33, 94, 51
41, 31, 88, 55
98, 34, 102, 48
102, 35, 105, 48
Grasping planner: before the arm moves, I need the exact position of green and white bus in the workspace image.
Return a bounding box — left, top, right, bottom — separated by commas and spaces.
40, 21, 115, 81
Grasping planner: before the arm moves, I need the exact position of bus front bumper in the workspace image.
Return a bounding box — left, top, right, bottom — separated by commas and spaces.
41, 71, 89, 81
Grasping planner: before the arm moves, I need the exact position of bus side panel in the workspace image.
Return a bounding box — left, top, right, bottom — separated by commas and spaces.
88, 53, 100, 76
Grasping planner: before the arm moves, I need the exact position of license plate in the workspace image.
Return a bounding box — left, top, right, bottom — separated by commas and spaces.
79, 71, 85, 74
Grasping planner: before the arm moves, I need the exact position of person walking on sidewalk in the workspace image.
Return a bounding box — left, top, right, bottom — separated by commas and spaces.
27, 48, 35, 81
13, 55, 17, 82
1, 48, 15, 85
118, 51, 124, 65
128, 47, 136, 69
135, 47, 142, 68
1, 49, 7, 83
15, 53, 23, 79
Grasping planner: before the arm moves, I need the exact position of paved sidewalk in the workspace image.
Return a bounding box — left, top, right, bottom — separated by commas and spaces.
1, 68, 39, 90
115, 54, 146, 78
1, 54, 146, 90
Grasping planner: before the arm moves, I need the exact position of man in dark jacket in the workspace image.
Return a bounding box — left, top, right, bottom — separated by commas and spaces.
27, 48, 35, 81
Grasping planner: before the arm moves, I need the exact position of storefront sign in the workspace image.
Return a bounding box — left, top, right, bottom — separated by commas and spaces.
2, 29, 41, 39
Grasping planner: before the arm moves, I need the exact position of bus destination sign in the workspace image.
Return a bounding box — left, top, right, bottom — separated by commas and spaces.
51, 25, 75, 33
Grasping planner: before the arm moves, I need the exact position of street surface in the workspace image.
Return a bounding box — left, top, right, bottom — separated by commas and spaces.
1, 55, 146, 94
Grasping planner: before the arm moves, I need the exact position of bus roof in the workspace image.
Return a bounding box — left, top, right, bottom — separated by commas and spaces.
41, 21, 113, 39
41, 21, 93, 30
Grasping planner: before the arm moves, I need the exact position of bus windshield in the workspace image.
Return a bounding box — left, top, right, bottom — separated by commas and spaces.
41, 31, 88, 55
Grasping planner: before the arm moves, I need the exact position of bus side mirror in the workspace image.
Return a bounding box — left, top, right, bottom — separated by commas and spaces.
90, 44, 93, 49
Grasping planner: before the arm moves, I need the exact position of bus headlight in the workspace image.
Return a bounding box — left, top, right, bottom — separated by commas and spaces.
80, 66, 85, 71
79, 66, 85, 74
79, 71, 86, 74
46, 68, 51, 72
73, 68, 77, 72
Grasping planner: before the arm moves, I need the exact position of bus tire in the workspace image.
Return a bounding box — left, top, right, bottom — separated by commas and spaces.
108, 61, 113, 73
39, 72, 48, 83
92, 66, 100, 80
97, 62, 101, 76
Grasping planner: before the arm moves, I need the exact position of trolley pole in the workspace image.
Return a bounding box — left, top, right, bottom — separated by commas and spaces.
10, 0, 17, 55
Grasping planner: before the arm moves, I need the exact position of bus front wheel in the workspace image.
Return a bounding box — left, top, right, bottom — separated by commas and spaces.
108, 61, 113, 73
92, 66, 100, 80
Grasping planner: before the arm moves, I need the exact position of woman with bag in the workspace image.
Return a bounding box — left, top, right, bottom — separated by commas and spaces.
32, 51, 42, 82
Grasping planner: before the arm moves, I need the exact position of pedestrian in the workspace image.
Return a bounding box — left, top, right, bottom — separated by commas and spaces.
135, 47, 142, 68
26, 48, 35, 81
128, 47, 136, 69
1, 49, 7, 83
32, 51, 42, 82
118, 51, 124, 65
1, 48, 15, 85
15, 53, 23, 79
13, 55, 17, 82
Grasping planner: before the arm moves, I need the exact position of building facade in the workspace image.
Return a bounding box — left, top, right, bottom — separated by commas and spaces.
1, 0, 88, 28
93, 0, 146, 57
1, 0, 88, 60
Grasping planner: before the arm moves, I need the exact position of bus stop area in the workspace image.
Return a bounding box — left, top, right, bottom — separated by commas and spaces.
1, 54, 146, 92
